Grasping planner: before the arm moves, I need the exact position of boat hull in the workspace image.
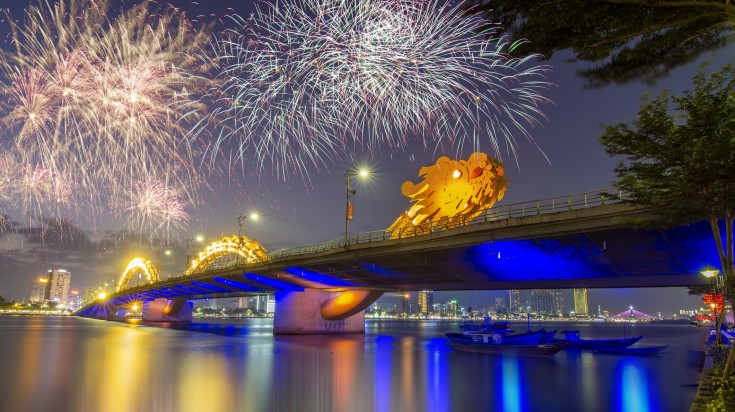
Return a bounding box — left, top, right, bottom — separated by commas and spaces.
595, 345, 668, 355
448, 341, 568, 357
554, 335, 642, 350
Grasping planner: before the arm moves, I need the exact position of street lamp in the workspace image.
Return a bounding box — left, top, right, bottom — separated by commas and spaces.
238, 212, 260, 239
185, 235, 204, 271
701, 267, 724, 344
344, 168, 369, 245
237, 212, 260, 264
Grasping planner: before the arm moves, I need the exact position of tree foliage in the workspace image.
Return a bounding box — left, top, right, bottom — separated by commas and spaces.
464, 0, 735, 87
600, 64, 735, 226
599, 63, 735, 377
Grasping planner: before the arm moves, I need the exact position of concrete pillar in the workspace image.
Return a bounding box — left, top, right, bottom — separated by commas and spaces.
142, 298, 193, 322
273, 289, 366, 335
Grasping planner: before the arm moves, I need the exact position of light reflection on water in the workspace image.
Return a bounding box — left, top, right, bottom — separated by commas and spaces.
0, 317, 706, 412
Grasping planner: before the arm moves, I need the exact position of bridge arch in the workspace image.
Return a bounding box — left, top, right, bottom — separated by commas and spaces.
117, 258, 160, 292
186, 235, 268, 275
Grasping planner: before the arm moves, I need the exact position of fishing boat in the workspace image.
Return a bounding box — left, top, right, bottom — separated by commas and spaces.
448, 341, 568, 357
446, 329, 549, 345
595, 345, 668, 355
555, 330, 642, 350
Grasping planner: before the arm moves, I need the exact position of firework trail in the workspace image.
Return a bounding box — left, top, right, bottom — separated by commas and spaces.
204, 0, 552, 178
0, 0, 210, 237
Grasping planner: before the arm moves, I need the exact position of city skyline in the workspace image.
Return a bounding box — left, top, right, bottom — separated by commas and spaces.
0, 0, 731, 313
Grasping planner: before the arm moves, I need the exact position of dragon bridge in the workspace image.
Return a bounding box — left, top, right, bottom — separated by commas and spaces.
117, 258, 160, 292
185, 235, 269, 275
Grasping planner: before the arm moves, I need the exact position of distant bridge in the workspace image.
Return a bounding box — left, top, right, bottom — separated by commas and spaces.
77, 189, 718, 333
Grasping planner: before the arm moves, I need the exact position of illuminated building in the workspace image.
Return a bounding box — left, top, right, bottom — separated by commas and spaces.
30, 280, 46, 303
508, 290, 521, 313
418, 290, 434, 315
531, 289, 555, 316
574, 288, 589, 317
446, 300, 458, 317
44, 269, 71, 304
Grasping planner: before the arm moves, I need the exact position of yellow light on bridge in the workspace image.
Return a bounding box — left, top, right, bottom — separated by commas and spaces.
132, 303, 139, 311
98, 292, 107, 300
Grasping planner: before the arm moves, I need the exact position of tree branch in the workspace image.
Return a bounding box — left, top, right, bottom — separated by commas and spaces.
606, 0, 730, 12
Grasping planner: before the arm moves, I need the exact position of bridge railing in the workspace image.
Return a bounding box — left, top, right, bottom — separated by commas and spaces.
267, 189, 629, 260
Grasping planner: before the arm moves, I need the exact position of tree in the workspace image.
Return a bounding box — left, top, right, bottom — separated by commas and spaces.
464, 0, 735, 87
599, 64, 735, 378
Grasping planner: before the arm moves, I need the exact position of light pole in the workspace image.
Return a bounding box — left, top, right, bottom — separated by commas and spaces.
344, 168, 369, 245
237, 212, 259, 263
185, 235, 204, 271
702, 267, 724, 344
238, 212, 260, 239
155, 249, 172, 280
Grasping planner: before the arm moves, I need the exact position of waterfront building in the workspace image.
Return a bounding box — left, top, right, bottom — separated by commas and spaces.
574, 288, 589, 317
446, 300, 458, 317
553, 290, 565, 316
418, 290, 433, 315
508, 290, 521, 313
30, 280, 46, 303
531, 289, 555, 316
44, 269, 71, 304
408, 302, 419, 315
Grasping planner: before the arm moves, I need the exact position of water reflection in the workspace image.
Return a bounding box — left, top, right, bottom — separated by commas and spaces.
0, 318, 705, 412
498, 356, 523, 412
374, 336, 393, 412
615, 357, 655, 412
425, 338, 450, 412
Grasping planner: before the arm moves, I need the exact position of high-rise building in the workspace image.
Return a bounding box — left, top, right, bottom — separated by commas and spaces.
574, 288, 589, 317
553, 290, 565, 316
446, 300, 458, 317
44, 269, 71, 304
418, 290, 433, 315
30, 279, 47, 302
508, 290, 521, 313
531, 289, 555, 316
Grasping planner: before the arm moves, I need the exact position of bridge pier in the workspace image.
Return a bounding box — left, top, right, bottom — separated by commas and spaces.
142, 298, 193, 322
273, 289, 382, 335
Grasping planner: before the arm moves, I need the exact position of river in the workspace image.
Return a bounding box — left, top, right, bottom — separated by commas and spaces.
0, 316, 707, 412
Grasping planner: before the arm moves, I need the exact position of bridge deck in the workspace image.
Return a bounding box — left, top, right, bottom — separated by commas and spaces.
80, 201, 717, 313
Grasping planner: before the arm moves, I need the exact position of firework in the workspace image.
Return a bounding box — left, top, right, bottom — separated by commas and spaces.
124, 177, 189, 242
0, 0, 211, 235
206, 0, 552, 177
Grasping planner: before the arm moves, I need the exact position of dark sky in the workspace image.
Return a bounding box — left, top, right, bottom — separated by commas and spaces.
0, 0, 732, 315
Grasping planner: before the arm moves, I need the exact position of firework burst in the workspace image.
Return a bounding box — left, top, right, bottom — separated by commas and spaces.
0, 0, 211, 237
205, 0, 552, 178
124, 177, 189, 242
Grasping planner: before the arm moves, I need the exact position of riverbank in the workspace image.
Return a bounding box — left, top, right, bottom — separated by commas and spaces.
689, 355, 715, 412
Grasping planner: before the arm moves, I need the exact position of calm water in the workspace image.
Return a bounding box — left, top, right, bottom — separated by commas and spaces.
0, 316, 707, 412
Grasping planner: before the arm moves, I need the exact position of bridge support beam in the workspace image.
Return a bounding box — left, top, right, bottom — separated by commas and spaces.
142, 298, 193, 322
273, 289, 382, 335
78, 304, 119, 320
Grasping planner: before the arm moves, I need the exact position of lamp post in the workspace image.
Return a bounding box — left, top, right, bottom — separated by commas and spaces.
702, 267, 723, 344
344, 168, 369, 245
237, 213, 259, 263
185, 235, 204, 271
238, 213, 259, 239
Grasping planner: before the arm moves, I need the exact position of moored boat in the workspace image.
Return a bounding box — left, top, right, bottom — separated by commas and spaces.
555, 330, 642, 350
448, 341, 568, 357
595, 345, 668, 355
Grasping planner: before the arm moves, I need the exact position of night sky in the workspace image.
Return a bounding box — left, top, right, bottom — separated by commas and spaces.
0, 0, 732, 315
